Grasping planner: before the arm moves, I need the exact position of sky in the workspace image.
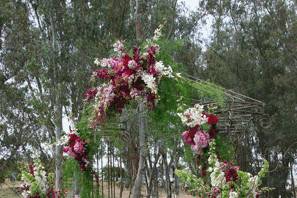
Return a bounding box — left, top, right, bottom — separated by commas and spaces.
182, 0, 199, 10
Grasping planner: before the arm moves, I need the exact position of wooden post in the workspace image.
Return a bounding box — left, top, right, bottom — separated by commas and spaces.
132, 101, 146, 198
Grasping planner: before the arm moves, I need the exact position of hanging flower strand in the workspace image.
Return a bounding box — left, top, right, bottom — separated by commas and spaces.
62, 130, 89, 171
178, 104, 219, 155
84, 26, 173, 127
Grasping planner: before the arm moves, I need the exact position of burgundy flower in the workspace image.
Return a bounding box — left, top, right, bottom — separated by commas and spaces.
122, 54, 132, 67
121, 68, 134, 79
207, 114, 219, 125
133, 47, 140, 63
93, 68, 111, 79
28, 163, 34, 176
223, 163, 240, 182
148, 65, 158, 76
83, 88, 97, 101
147, 46, 158, 65
181, 126, 199, 145
146, 92, 157, 109
208, 127, 218, 139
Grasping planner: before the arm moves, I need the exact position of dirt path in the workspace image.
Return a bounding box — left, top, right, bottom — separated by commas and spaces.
0, 181, 20, 198
0, 180, 194, 198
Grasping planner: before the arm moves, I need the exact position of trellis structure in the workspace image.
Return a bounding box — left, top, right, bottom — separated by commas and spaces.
184, 74, 268, 134
88, 74, 268, 198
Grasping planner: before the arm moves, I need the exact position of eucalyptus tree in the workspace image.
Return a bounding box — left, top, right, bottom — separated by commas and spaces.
198, 0, 297, 196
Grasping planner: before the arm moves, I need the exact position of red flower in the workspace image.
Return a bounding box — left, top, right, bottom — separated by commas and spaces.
83, 88, 97, 101
207, 114, 219, 125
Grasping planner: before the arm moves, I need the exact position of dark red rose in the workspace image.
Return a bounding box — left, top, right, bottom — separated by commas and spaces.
207, 114, 219, 125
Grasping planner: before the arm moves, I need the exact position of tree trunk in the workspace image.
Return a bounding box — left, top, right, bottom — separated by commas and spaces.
54, 101, 63, 197
131, 101, 146, 198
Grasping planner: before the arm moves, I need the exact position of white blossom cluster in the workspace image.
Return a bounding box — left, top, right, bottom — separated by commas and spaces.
178, 104, 207, 127
155, 61, 173, 78
141, 73, 157, 93
208, 149, 226, 187
113, 40, 124, 54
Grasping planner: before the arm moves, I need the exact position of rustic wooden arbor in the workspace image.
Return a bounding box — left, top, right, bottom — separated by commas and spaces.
90, 74, 268, 198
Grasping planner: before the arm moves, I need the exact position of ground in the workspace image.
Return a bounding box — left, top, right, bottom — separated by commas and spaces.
0, 180, 194, 198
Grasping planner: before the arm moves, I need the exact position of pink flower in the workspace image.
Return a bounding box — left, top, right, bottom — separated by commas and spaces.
64, 147, 76, 158
193, 131, 209, 148
74, 141, 84, 153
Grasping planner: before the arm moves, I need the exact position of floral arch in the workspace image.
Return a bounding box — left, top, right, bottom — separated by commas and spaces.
20, 29, 269, 198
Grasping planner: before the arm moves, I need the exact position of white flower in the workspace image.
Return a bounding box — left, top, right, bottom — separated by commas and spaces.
128, 60, 137, 69
210, 170, 226, 187
176, 73, 182, 78
113, 40, 124, 54
99, 58, 109, 67
162, 65, 173, 77
229, 191, 239, 198
155, 61, 165, 73
94, 58, 100, 66
155, 61, 173, 77
142, 73, 157, 93
153, 25, 163, 41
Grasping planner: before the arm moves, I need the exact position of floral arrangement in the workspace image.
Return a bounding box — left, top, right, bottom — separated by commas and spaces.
178, 104, 219, 155
84, 27, 173, 127
207, 140, 269, 198
177, 103, 269, 197
20, 160, 53, 198
62, 131, 89, 171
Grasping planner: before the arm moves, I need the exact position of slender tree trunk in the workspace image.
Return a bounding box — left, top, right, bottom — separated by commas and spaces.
50, 6, 63, 196
131, 0, 146, 197
132, 101, 146, 198
54, 100, 63, 197
290, 162, 296, 197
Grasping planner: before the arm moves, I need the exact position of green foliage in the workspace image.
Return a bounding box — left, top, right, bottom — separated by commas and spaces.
215, 135, 235, 161
175, 169, 209, 196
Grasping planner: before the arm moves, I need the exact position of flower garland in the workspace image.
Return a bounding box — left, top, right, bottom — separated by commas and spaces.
178, 104, 219, 155
85, 26, 173, 127
62, 131, 89, 171
20, 160, 53, 198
